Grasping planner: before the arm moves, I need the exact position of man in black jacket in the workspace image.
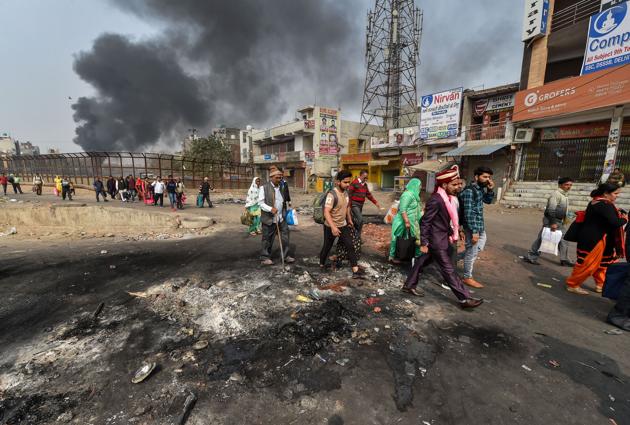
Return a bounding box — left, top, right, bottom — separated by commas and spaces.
199, 177, 214, 208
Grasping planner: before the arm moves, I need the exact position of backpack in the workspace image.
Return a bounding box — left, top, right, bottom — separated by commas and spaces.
313, 190, 338, 224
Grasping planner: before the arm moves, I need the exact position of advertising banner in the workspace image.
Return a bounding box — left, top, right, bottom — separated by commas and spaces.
582, 2, 630, 74
474, 93, 515, 116
318, 107, 339, 155
388, 126, 421, 147
513, 65, 630, 122
420, 88, 463, 141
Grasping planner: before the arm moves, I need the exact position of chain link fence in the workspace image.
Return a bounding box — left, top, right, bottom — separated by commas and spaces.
1, 152, 255, 190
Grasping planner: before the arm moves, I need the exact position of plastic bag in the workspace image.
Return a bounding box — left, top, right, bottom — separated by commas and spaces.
286, 209, 299, 226
53, 187, 58, 196
540, 227, 563, 256
384, 200, 400, 224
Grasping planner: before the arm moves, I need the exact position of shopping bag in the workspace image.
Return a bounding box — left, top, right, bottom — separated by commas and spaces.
604, 263, 629, 300
286, 209, 299, 226
181, 194, 187, 204
395, 230, 416, 261
53, 187, 58, 196
384, 200, 400, 224
540, 227, 563, 256
196, 194, 203, 207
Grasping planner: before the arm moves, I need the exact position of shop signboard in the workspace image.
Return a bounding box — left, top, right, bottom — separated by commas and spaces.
474, 93, 515, 116
420, 88, 463, 141
582, 2, 630, 74
522, 0, 550, 42
401, 153, 423, 166
542, 122, 611, 140
513, 65, 630, 122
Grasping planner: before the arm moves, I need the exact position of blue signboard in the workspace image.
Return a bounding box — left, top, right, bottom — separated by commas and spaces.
582, 2, 630, 74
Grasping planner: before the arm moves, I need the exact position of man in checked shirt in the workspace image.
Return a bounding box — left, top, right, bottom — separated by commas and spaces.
459, 166, 495, 289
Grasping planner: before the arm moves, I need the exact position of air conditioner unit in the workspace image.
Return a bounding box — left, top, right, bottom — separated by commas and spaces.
514, 128, 534, 143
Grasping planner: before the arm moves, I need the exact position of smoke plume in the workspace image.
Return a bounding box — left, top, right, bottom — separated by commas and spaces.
71, 0, 365, 151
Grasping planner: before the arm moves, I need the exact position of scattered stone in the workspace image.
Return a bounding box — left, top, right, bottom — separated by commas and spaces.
229, 372, 245, 383
299, 395, 318, 410
131, 362, 156, 384
100, 250, 108, 254
604, 328, 624, 335
109, 265, 116, 269
206, 363, 220, 375
335, 358, 350, 366
56, 411, 73, 422
193, 340, 208, 350
133, 405, 152, 417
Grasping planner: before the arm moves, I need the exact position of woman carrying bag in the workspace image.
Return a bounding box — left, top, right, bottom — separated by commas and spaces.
566, 183, 627, 295
389, 178, 422, 263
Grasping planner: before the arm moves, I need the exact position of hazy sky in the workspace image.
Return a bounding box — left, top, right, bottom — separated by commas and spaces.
0, 0, 524, 152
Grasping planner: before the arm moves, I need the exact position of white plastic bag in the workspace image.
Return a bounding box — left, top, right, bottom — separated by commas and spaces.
384, 200, 400, 224
540, 227, 563, 256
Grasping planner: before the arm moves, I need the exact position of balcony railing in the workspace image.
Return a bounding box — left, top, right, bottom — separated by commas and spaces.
253, 151, 306, 164
251, 120, 314, 141
463, 120, 513, 142
551, 0, 600, 32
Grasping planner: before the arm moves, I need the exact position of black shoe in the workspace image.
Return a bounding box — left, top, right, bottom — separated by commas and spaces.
560, 260, 575, 267
523, 257, 540, 265
460, 298, 484, 309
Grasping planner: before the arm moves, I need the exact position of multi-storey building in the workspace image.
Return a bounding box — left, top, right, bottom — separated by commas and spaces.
513, 0, 630, 183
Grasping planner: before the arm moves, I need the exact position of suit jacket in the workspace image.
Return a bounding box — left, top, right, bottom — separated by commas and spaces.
420, 192, 453, 251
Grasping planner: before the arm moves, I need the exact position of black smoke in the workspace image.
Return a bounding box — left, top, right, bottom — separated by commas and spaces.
71, 0, 366, 151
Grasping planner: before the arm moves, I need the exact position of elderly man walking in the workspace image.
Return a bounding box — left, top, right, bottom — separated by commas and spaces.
524, 177, 575, 266
259, 170, 295, 266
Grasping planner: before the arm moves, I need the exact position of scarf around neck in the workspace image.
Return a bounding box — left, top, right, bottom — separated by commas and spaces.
437, 186, 459, 243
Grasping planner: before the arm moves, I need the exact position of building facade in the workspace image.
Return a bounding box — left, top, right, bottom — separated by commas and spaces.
251, 106, 381, 190
444, 83, 519, 194
514, 0, 630, 183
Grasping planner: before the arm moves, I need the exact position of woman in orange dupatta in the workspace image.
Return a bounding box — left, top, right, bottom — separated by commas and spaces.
566, 183, 627, 295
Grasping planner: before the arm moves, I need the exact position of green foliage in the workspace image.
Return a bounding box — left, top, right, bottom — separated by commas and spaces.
184, 136, 232, 163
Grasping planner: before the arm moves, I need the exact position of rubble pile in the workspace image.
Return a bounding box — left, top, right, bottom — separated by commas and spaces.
362, 223, 391, 254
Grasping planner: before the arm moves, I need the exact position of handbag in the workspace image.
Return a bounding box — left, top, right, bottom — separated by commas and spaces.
395, 230, 416, 261
241, 210, 253, 226
564, 210, 585, 243
604, 263, 628, 300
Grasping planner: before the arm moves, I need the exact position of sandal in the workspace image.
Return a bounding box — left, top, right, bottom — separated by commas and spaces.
566, 286, 590, 295
402, 287, 425, 297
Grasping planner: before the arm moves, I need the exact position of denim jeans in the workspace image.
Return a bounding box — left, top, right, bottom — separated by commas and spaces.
168, 192, 177, 207
463, 229, 486, 279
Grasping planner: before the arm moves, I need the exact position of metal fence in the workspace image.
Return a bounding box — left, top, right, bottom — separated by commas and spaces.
1, 152, 255, 190
551, 0, 600, 32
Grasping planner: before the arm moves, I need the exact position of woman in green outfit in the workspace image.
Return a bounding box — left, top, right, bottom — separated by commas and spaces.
389, 178, 422, 263
245, 177, 262, 236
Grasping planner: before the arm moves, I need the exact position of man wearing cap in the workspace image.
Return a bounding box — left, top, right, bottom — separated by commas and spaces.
402, 165, 483, 309
259, 170, 295, 265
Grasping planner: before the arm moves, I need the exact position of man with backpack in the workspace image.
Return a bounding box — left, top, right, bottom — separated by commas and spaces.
259, 170, 294, 266
459, 166, 495, 288
319, 170, 364, 279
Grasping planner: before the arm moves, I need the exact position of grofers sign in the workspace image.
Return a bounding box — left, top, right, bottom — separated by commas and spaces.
419, 88, 463, 141
522, 0, 550, 42
582, 2, 630, 74
513, 65, 630, 122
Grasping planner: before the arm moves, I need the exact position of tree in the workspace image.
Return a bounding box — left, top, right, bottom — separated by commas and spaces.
184, 135, 232, 164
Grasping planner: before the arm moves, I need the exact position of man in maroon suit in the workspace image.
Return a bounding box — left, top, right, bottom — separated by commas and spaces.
402, 165, 483, 309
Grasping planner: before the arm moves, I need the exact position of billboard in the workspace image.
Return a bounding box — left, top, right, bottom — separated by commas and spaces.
513, 65, 630, 122
419, 88, 463, 141
522, 0, 550, 42
582, 2, 630, 74
317, 107, 339, 155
